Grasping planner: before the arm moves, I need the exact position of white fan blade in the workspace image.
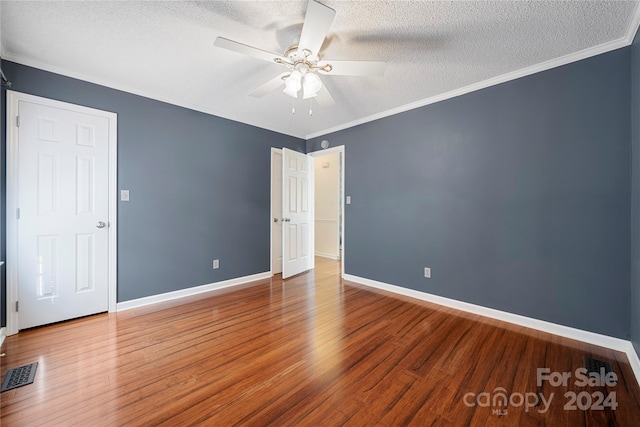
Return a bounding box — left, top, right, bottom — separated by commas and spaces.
315, 83, 335, 107
298, 0, 336, 57
317, 60, 386, 76
214, 37, 286, 64
250, 73, 288, 97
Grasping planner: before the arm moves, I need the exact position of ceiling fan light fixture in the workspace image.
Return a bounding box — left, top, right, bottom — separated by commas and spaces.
302, 90, 317, 100
283, 70, 302, 98
283, 86, 298, 98
302, 72, 322, 99
216, 0, 379, 111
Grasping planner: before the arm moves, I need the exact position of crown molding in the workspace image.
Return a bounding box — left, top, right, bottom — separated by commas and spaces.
4, 0, 640, 143
307, 2, 640, 140
306, 38, 634, 140
625, 0, 640, 45
0, 52, 304, 139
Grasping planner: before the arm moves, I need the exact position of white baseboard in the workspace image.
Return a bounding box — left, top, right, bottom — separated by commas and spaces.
343, 274, 640, 387
116, 271, 271, 311
626, 341, 640, 389
315, 252, 339, 260
0, 327, 5, 348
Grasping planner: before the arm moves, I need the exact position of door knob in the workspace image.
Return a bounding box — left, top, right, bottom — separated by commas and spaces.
285, 218, 291, 222
273, 218, 279, 223
96, 221, 106, 229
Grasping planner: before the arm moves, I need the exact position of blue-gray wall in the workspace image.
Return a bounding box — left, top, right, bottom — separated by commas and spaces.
0, 61, 304, 320
1, 45, 637, 342
309, 48, 631, 339
631, 28, 640, 357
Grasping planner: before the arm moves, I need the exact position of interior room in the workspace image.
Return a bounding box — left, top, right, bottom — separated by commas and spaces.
2, 1, 640, 424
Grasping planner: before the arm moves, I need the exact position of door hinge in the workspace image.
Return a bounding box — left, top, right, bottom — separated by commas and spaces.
16, 208, 20, 220
15, 301, 18, 312
16, 115, 20, 127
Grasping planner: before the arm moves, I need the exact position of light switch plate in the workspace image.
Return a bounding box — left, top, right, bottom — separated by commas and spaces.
121, 190, 130, 201
346, 196, 351, 205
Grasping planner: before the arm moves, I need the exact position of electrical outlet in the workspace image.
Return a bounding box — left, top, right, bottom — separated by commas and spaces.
424, 267, 431, 278
120, 190, 130, 201
213, 259, 219, 269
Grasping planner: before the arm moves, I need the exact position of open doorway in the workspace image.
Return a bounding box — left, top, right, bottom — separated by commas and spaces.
270, 145, 345, 278
310, 146, 345, 278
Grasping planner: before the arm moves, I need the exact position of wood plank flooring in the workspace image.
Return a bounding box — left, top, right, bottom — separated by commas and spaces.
2, 257, 640, 426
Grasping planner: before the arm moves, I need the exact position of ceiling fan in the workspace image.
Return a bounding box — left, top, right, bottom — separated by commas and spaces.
214, 0, 386, 110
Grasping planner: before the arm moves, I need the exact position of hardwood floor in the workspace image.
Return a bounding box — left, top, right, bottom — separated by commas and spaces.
2, 257, 640, 426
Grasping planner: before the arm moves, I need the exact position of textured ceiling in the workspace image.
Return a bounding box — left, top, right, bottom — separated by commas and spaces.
1, 1, 639, 139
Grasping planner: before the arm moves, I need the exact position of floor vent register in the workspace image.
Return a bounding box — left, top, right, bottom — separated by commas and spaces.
1, 362, 38, 392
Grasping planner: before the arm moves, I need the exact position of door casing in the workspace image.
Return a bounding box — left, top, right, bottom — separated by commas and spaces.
270, 148, 283, 275
6, 91, 118, 335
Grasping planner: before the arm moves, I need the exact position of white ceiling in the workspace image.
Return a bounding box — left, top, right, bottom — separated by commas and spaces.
2, 1, 639, 139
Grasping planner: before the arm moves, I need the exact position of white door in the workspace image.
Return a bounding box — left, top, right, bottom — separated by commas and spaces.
16, 99, 110, 329
282, 148, 314, 279
271, 150, 283, 274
